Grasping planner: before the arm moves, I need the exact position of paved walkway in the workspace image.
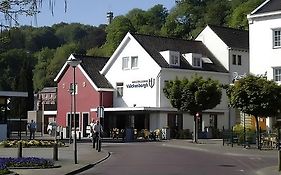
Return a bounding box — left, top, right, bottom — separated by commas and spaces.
0, 142, 109, 175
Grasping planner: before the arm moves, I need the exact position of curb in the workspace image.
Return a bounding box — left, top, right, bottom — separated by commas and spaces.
65, 152, 111, 175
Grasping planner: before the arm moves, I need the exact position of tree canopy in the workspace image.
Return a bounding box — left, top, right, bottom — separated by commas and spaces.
227, 74, 281, 148
163, 75, 222, 143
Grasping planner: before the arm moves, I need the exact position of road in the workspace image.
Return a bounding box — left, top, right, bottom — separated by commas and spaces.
78, 142, 277, 175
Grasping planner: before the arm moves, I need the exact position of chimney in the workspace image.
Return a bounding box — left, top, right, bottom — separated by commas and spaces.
107, 11, 114, 24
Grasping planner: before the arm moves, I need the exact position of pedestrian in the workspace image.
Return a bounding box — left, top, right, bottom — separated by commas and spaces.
28, 120, 37, 140
90, 120, 96, 140
93, 121, 103, 148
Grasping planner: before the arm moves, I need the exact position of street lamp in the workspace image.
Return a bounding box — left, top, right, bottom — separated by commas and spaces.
67, 56, 81, 164
68, 87, 73, 144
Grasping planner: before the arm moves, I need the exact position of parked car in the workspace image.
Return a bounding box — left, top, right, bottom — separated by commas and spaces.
47, 122, 57, 135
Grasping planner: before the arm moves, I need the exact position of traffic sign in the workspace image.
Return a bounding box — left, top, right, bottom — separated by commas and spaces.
97, 106, 104, 118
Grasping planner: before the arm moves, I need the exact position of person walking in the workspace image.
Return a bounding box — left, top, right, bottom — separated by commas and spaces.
28, 120, 37, 140
90, 119, 96, 147
93, 121, 103, 149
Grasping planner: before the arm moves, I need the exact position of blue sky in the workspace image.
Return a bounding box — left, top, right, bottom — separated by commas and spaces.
18, 0, 176, 27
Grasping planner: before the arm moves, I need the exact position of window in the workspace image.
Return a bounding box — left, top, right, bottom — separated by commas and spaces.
122, 57, 129, 69
131, 56, 138, 68
273, 68, 281, 82
192, 57, 201, 67
170, 55, 179, 66
232, 54, 237, 65
116, 82, 123, 97
237, 55, 242, 65
70, 83, 78, 95
273, 29, 281, 48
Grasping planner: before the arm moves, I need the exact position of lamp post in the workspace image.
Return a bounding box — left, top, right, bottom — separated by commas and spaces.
68, 87, 73, 144
67, 57, 81, 164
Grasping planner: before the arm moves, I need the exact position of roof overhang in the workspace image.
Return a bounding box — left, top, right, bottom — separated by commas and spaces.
0, 91, 28, 97
90, 107, 177, 112
43, 111, 57, 115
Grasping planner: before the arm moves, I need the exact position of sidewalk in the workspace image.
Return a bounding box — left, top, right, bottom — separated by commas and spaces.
0, 142, 109, 175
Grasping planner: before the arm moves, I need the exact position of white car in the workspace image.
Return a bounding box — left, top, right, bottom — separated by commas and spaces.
47, 122, 57, 135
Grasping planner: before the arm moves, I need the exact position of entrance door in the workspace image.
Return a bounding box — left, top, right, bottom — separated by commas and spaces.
82, 113, 89, 137
168, 113, 183, 138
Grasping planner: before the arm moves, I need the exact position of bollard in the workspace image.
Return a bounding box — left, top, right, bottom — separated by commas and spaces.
17, 142, 22, 158
53, 142, 58, 161
231, 126, 234, 147
222, 126, 225, 146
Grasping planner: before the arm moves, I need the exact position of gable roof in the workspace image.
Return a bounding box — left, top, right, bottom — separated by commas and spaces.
251, 0, 281, 15
72, 54, 113, 90
40, 87, 57, 93
132, 33, 228, 73
54, 54, 113, 91
208, 25, 249, 50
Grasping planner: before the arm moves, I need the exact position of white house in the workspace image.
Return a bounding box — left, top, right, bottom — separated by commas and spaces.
100, 32, 233, 138
247, 0, 281, 129
196, 25, 249, 81
196, 25, 250, 127
248, 0, 281, 81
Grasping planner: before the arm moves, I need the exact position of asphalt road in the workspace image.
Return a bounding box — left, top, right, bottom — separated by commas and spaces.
78, 142, 276, 175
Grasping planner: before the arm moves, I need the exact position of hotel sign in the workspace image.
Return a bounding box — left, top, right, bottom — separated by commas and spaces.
126, 78, 155, 89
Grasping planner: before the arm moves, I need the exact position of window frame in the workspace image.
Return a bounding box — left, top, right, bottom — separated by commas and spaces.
116, 82, 124, 97
131, 56, 138, 69
273, 67, 281, 82
170, 54, 180, 66
273, 28, 281, 48
237, 55, 242, 65
122, 57, 129, 70
232, 54, 237, 65
192, 57, 202, 68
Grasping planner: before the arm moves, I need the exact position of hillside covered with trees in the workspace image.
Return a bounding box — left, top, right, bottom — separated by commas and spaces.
0, 0, 263, 96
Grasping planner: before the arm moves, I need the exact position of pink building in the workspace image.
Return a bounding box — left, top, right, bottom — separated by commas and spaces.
54, 54, 113, 137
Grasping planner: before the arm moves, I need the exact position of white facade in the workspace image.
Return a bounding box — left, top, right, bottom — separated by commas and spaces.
102, 33, 234, 134
247, 0, 281, 129
196, 25, 249, 81
248, 9, 281, 82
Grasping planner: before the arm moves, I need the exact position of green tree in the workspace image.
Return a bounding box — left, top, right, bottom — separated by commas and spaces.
45, 42, 85, 87
103, 16, 135, 54
227, 75, 281, 149
33, 48, 55, 91
228, 0, 263, 29
163, 75, 222, 143
204, 0, 231, 26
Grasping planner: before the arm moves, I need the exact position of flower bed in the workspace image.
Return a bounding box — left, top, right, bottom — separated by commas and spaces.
0, 157, 54, 175
0, 140, 65, 148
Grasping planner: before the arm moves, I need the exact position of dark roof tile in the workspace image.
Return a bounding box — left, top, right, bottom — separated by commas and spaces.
72, 54, 113, 89
253, 0, 281, 15
132, 34, 228, 73
208, 25, 249, 49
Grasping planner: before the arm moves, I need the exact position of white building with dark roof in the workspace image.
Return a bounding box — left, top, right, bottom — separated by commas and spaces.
196, 25, 249, 81
100, 32, 232, 138
247, 0, 281, 129
247, 0, 281, 81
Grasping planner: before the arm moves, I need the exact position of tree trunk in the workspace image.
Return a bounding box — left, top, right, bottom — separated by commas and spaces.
255, 116, 260, 149
193, 115, 198, 143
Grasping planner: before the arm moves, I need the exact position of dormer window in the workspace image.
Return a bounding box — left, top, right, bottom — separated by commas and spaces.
183, 53, 203, 68
192, 57, 202, 68
160, 50, 180, 66
170, 54, 179, 66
